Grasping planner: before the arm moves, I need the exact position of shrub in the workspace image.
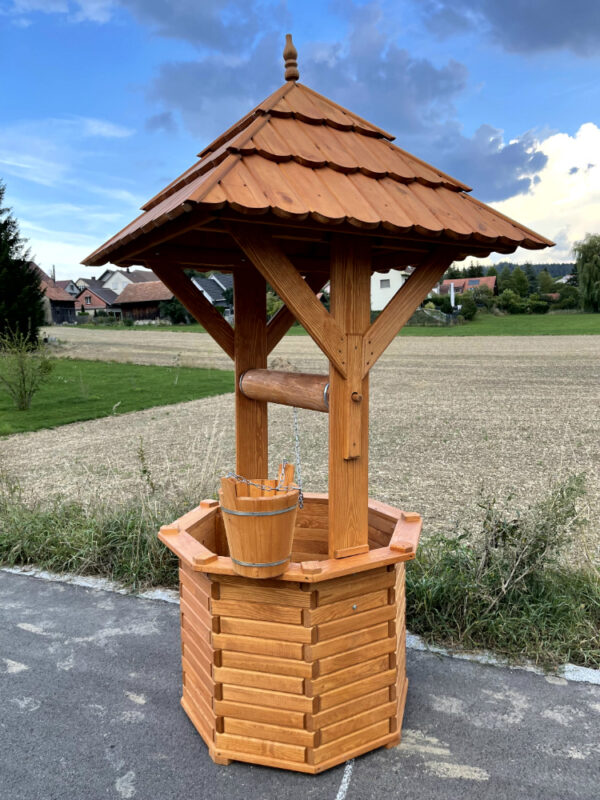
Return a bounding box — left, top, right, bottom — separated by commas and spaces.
123, 318, 134, 327
0, 329, 53, 410
430, 294, 453, 314
471, 285, 494, 308
456, 291, 477, 320
424, 301, 436, 310
497, 289, 527, 314
406, 474, 599, 668
528, 299, 550, 314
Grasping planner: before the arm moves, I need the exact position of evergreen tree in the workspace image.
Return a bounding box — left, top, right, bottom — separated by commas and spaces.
443, 265, 462, 280
538, 269, 557, 295
511, 266, 529, 297
498, 265, 513, 293
575, 234, 600, 312
465, 262, 484, 277
0, 182, 45, 339
485, 265, 498, 278
524, 264, 538, 294
567, 264, 578, 287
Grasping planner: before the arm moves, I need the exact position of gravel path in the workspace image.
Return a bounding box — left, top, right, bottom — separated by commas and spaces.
2, 328, 598, 564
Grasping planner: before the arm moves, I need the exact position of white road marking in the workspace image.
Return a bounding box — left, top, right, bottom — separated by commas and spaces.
334, 759, 354, 800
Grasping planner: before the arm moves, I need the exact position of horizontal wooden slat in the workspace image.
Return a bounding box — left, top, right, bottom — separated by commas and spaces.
211, 598, 303, 625
181, 625, 213, 665
219, 583, 314, 608
221, 684, 315, 713
319, 669, 396, 711
180, 599, 211, 640
220, 650, 313, 678
219, 617, 313, 643
223, 718, 316, 748
182, 650, 213, 697
213, 633, 304, 660
308, 687, 390, 731
309, 654, 389, 696
320, 701, 396, 745
179, 567, 212, 604
307, 622, 390, 660
180, 583, 212, 626
317, 570, 394, 605
184, 668, 216, 723
319, 636, 396, 676
291, 551, 329, 562
292, 526, 329, 540
215, 700, 306, 730
306, 589, 388, 626
181, 695, 213, 747
214, 666, 305, 695
312, 719, 390, 764
215, 732, 306, 764
317, 604, 395, 640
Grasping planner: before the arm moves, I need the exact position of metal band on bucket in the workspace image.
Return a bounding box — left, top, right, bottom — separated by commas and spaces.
220, 504, 298, 518
230, 555, 290, 568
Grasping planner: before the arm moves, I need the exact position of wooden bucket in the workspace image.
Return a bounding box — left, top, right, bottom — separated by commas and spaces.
219, 467, 299, 579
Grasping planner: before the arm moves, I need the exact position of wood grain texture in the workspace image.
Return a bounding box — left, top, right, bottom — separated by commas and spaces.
150, 263, 235, 359
229, 226, 347, 377
266, 272, 327, 353
234, 267, 268, 477
214, 700, 306, 729
240, 369, 329, 412
362, 250, 452, 376
328, 235, 370, 556
211, 599, 303, 625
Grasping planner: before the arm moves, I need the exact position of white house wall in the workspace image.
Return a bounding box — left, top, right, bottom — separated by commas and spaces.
102, 272, 133, 293
371, 269, 407, 311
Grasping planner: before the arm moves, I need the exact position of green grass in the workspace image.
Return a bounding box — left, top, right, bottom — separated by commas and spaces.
399, 311, 600, 336
406, 475, 600, 669
73, 322, 207, 333
0, 358, 234, 436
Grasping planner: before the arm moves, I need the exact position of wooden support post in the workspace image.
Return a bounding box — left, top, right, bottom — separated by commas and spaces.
328, 236, 371, 559
234, 268, 268, 478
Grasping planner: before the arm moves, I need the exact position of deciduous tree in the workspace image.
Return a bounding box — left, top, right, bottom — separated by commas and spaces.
574, 234, 600, 312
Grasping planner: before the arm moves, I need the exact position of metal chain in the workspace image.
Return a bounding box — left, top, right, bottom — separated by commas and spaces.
225, 471, 290, 494
292, 406, 304, 509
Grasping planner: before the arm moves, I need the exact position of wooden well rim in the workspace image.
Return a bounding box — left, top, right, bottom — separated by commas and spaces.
159, 492, 422, 584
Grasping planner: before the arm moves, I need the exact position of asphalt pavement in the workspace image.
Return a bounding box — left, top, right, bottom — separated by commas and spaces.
1, 571, 598, 800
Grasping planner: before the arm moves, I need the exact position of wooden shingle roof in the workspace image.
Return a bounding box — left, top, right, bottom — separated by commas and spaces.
84, 62, 552, 268
115, 280, 173, 304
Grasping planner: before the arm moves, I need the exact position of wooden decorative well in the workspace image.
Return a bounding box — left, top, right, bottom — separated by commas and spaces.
84, 34, 552, 773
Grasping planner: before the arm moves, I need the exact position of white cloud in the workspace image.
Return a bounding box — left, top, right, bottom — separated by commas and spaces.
77, 117, 134, 138
5, 0, 114, 23
487, 123, 600, 263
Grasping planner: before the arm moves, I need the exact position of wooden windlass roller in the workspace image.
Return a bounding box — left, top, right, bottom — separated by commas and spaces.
239, 369, 329, 413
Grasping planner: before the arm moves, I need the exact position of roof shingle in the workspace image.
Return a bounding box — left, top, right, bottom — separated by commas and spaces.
115, 281, 173, 304
83, 79, 553, 267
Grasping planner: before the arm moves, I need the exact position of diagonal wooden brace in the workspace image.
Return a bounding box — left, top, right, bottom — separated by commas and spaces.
150, 262, 235, 360
362, 250, 453, 378
228, 226, 348, 378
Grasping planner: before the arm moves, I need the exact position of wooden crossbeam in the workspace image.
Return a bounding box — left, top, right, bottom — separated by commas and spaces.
229, 226, 347, 377
149, 263, 235, 360
362, 250, 452, 378
266, 273, 327, 354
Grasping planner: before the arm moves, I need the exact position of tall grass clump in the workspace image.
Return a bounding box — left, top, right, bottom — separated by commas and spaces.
406, 474, 600, 669
0, 441, 221, 590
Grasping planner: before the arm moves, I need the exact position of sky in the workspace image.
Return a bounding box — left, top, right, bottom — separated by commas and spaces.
1, 0, 599, 280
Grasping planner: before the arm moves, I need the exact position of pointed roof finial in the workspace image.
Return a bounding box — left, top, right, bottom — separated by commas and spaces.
283, 33, 299, 82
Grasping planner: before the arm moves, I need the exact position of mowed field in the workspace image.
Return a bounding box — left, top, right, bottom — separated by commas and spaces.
2, 326, 599, 565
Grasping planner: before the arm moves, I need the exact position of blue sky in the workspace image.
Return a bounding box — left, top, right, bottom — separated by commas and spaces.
1, 0, 599, 279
